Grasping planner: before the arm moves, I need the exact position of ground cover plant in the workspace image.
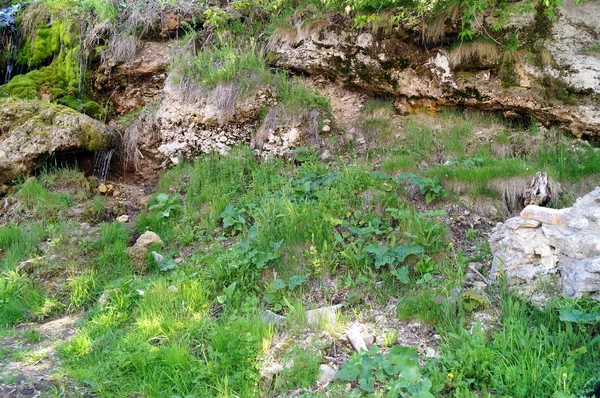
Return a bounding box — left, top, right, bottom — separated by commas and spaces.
1, 122, 599, 396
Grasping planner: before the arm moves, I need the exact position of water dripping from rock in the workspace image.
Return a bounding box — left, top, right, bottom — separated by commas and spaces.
93, 149, 114, 181
0, 4, 21, 84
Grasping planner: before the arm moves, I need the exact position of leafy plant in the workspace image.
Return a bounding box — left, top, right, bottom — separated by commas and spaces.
148, 193, 182, 218
219, 204, 253, 235
397, 173, 448, 203
264, 275, 308, 312
559, 309, 600, 325
335, 344, 435, 396
461, 290, 488, 312
364, 244, 423, 283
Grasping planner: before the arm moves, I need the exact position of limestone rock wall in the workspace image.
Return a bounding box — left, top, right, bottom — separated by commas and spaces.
267, 7, 600, 137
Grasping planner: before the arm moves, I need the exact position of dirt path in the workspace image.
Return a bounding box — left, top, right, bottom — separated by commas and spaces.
0, 315, 90, 397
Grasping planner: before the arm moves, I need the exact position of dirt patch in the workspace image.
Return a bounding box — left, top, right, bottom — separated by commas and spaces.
0, 315, 91, 397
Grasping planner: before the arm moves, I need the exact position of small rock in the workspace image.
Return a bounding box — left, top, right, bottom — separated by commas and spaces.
263, 310, 286, 326
347, 327, 367, 352
322, 125, 331, 132
174, 257, 184, 264
306, 305, 341, 328
126, 231, 163, 272
116, 215, 130, 223
424, 346, 439, 358
260, 363, 284, 383
320, 149, 332, 161
98, 292, 110, 307
151, 251, 164, 264
167, 285, 178, 293
133, 231, 163, 248
98, 183, 114, 195
170, 156, 180, 165
318, 364, 337, 385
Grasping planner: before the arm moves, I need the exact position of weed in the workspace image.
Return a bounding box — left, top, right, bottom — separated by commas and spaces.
148, 193, 182, 218
334, 344, 435, 396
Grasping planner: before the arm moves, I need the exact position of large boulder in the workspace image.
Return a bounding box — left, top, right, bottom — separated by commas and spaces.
490, 187, 600, 302
267, 3, 600, 137
0, 98, 112, 184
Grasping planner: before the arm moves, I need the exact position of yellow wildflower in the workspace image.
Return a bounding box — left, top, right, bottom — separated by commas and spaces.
448, 373, 455, 379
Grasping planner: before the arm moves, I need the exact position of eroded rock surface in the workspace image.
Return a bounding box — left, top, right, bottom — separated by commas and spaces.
96, 41, 174, 114
490, 187, 600, 302
267, 5, 600, 137
0, 98, 112, 184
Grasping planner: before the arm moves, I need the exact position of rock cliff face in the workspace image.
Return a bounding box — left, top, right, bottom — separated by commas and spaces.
490, 187, 600, 302
0, 98, 112, 184
95, 41, 174, 115
267, 2, 600, 137
151, 74, 274, 161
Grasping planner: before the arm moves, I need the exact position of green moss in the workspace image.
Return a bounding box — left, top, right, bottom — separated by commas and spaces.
81, 100, 102, 117
83, 124, 109, 151
17, 20, 73, 68
2, 47, 82, 109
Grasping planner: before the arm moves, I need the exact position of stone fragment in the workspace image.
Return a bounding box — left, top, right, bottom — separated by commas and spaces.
506, 217, 541, 230
116, 215, 130, 223
126, 231, 163, 272
306, 305, 341, 328
133, 231, 163, 248
347, 327, 367, 352
151, 251, 164, 264
167, 285, 179, 293
362, 334, 375, 349
318, 364, 337, 385
520, 205, 568, 226
263, 310, 286, 326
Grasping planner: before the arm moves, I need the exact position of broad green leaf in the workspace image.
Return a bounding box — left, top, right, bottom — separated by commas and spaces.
394, 244, 423, 263
391, 266, 410, 284
336, 362, 361, 381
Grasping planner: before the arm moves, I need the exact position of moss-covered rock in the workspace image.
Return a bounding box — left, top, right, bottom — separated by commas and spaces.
0, 97, 112, 184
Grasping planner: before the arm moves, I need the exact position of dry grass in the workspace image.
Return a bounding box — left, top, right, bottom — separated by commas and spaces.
425, 15, 447, 44
106, 32, 139, 65
491, 142, 513, 159
488, 176, 530, 213
208, 83, 238, 126
450, 41, 501, 67
267, 27, 300, 52
118, 106, 158, 171
366, 11, 398, 35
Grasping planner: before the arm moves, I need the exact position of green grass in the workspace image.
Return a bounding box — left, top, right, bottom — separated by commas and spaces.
378, 113, 600, 204
1, 107, 600, 396
0, 222, 47, 270
428, 296, 600, 397
0, 271, 47, 327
